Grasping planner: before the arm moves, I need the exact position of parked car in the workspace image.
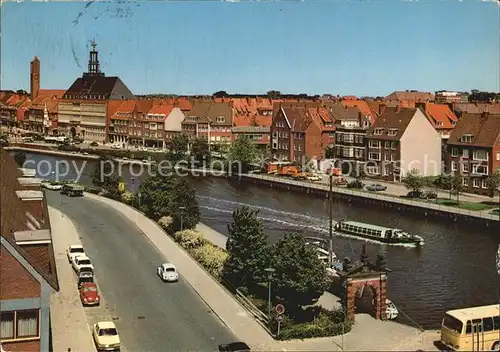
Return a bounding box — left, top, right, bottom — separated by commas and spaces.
77, 265, 94, 279
90, 141, 99, 147
45, 181, 62, 191
406, 190, 424, 198
306, 174, 322, 182
78, 275, 94, 289
92, 321, 120, 351
72, 255, 94, 272
366, 184, 387, 192
157, 263, 179, 282
218, 342, 251, 352
66, 245, 85, 263
80, 282, 100, 306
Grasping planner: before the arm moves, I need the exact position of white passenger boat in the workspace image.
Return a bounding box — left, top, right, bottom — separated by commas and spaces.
334, 220, 424, 246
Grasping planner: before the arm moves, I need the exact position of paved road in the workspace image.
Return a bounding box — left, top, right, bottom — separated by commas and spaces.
47, 192, 237, 352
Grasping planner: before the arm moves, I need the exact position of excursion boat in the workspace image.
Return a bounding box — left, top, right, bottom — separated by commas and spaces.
334, 220, 424, 246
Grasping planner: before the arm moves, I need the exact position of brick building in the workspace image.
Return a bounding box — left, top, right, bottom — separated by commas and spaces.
0, 150, 59, 351
447, 112, 500, 196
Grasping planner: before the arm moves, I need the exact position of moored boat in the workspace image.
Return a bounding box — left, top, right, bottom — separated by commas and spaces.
334, 220, 424, 246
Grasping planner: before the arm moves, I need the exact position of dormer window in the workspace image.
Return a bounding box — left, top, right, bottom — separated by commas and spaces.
435, 121, 443, 127
216, 116, 225, 123
388, 128, 398, 136
460, 134, 474, 143
374, 128, 384, 135
452, 121, 457, 126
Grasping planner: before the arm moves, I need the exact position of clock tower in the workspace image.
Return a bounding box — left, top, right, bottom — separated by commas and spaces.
30, 56, 40, 100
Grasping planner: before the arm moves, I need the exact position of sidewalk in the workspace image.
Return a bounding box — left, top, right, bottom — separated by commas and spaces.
48, 207, 97, 352
83, 192, 278, 351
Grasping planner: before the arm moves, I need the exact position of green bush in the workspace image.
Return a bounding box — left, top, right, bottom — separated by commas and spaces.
347, 179, 363, 189
121, 191, 134, 205
173, 229, 206, 249
58, 144, 80, 152
191, 243, 228, 280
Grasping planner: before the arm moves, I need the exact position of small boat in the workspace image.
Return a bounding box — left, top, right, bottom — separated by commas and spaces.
386, 299, 399, 320
334, 220, 424, 246
305, 241, 343, 271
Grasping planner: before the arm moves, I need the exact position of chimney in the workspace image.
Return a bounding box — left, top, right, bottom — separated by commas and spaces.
379, 103, 386, 116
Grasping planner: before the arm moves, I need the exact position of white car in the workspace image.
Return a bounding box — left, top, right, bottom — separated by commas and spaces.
92, 321, 121, 351
157, 263, 179, 282
45, 182, 62, 191
307, 174, 322, 182
72, 255, 94, 272
66, 245, 85, 263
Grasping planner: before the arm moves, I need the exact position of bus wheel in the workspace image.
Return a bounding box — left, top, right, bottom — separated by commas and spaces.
492, 342, 500, 351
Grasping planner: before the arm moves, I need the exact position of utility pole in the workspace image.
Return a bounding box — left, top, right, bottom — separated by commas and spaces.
329, 173, 334, 268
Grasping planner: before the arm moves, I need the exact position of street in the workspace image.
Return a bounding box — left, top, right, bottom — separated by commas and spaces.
46, 192, 237, 352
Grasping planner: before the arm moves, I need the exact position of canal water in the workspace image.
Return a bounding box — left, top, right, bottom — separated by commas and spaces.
24, 153, 500, 329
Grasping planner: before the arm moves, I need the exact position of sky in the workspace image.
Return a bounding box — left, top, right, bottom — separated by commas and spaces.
1, 0, 499, 96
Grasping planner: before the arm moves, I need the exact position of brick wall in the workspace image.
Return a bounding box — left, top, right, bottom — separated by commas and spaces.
0, 246, 41, 300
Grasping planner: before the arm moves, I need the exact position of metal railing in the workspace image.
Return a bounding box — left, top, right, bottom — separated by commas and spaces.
241, 173, 499, 222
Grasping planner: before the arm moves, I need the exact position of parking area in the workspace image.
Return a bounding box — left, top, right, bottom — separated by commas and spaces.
49, 207, 127, 352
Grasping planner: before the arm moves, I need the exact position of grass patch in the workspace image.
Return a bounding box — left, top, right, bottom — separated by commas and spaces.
435, 198, 497, 211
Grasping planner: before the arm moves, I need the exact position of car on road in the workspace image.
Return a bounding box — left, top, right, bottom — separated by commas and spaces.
157, 262, 179, 282
218, 342, 251, 352
44, 181, 62, 191
306, 174, 322, 182
92, 321, 120, 351
80, 282, 100, 306
366, 184, 387, 192
406, 190, 438, 200
72, 255, 94, 273
66, 245, 85, 263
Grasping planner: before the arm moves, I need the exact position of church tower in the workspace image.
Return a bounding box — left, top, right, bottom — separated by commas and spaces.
30, 56, 40, 100
87, 39, 104, 76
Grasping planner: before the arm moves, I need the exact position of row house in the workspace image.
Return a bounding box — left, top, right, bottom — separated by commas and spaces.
332, 103, 372, 172
270, 103, 322, 162
0, 92, 31, 127
57, 41, 134, 143
416, 102, 458, 140
182, 101, 233, 151
434, 91, 468, 104
25, 90, 65, 135
384, 90, 434, 108
451, 102, 500, 119
447, 112, 500, 196
365, 106, 442, 181
107, 100, 136, 145
0, 150, 59, 352
308, 105, 335, 151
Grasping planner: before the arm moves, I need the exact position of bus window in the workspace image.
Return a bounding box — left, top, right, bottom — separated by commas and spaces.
483, 317, 494, 331
493, 316, 500, 330
443, 314, 463, 334
465, 320, 472, 334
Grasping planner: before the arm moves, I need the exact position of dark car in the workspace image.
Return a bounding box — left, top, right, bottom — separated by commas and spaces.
366, 184, 387, 192
406, 190, 424, 198
218, 342, 251, 352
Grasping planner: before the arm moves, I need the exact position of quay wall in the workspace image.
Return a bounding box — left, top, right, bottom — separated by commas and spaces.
232, 173, 500, 229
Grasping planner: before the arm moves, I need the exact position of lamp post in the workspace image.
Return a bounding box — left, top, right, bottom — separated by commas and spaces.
264, 267, 275, 324
328, 173, 334, 268
497, 186, 500, 221
179, 206, 186, 231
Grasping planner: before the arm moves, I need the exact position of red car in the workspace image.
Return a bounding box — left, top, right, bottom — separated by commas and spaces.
80, 282, 100, 306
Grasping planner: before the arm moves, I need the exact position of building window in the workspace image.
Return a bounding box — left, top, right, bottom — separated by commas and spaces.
388, 128, 398, 136
482, 179, 488, 189
298, 145, 302, 151
369, 140, 381, 149
451, 148, 458, 157
1, 312, 14, 340
391, 141, 397, 150
497, 152, 500, 161
460, 135, 474, 143
462, 177, 468, 186
385, 154, 390, 161
462, 149, 469, 158
369, 153, 381, 161
472, 164, 488, 175
367, 166, 379, 175
374, 128, 384, 135
461, 163, 468, 173
473, 179, 480, 188
344, 134, 354, 143
451, 161, 457, 172
473, 150, 488, 161
384, 141, 390, 149
0, 310, 39, 341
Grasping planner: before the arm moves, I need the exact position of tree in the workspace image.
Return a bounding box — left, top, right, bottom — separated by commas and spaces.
91, 155, 122, 200
170, 134, 188, 161
14, 152, 27, 167
402, 169, 426, 193
267, 90, 281, 99
271, 233, 329, 315
433, 174, 453, 199
324, 146, 335, 159
451, 172, 464, 204
213, 91, 229, 98
138, 173, 200, 231
222, 206, 270, 288
486, 169, 500, 198
191, 137, 211, 164
228, 135, 259, 173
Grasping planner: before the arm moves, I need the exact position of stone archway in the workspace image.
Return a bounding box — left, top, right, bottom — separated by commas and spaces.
355, 284, 377, 315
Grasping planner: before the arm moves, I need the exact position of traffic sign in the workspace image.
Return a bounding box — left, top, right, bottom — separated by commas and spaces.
277, 315, 284, 322
275, 304, 285, 315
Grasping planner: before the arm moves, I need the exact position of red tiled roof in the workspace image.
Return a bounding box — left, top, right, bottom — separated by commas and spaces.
367, 106, 417, 140
308, 106, 335, 131
385, 91, 434, 102
148, 103, 174, 117
423, 103, 458, 130
342, 100, 376, 124
176, 97, 192, 111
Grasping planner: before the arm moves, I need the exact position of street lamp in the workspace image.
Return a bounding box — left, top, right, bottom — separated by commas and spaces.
264, 267, 275, 323
179, 206, 186, 231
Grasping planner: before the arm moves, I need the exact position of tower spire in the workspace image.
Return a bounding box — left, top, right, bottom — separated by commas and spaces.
87, 38, 104, 76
